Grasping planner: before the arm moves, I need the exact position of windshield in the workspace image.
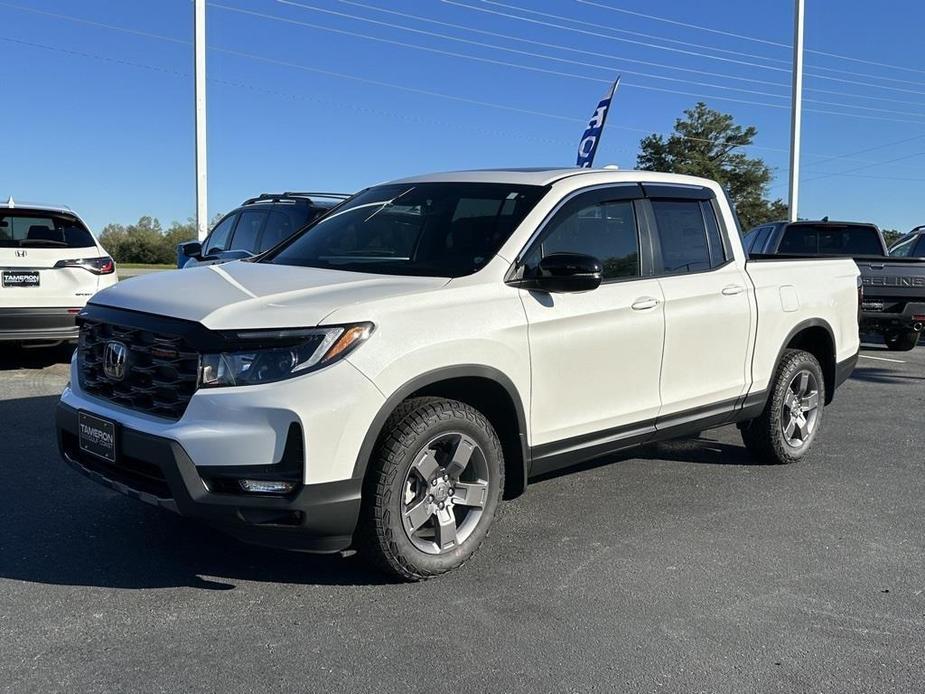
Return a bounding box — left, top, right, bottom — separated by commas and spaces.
777, 224, 884, 256
0, 212, 96, 249
262, 182, 546, 277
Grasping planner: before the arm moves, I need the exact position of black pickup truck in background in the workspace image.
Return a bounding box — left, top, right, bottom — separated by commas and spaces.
745, 220, 925, 351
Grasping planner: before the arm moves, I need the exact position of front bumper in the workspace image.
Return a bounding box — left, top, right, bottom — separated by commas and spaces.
0, 307, 80, 341
861, 302, 925, 334
56, 402, 362, 552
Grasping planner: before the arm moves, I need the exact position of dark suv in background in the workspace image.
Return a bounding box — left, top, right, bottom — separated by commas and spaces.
889, 226, 925, 258
177, 192, 349, 268
743, 219, 888, 257
744, 219, 925, 351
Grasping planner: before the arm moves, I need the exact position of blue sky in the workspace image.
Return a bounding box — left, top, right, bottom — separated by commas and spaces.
2, 0, 924, 233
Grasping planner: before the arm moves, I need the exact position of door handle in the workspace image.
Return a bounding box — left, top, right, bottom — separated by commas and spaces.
631, 297, 660, 311
721, 285, 745, 296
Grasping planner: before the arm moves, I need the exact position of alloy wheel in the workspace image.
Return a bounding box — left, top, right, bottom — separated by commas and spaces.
781, 369, 820, 448
400, 432, 490, 555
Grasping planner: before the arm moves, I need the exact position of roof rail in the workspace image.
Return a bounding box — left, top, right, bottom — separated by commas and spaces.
1, 197, 72, 212
284, 192, 351, 199
241, 191, 351, 206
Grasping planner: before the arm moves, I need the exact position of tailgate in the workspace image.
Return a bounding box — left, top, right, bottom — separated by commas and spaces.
857, 259, 925, 304
0, 248, 100, 308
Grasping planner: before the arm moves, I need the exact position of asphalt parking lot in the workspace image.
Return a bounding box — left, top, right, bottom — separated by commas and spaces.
1, 340, 923, 693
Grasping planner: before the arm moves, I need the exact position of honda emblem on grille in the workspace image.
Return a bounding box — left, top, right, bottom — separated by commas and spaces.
103, 341, 128, 381
15, 249, 27, 258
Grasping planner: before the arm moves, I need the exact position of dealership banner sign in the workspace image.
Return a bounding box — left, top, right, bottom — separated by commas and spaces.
576, 76, 621, 169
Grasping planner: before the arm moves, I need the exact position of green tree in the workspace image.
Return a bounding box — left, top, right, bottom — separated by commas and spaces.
636, 102, 788, 230
880, 228, 903, 248
98, 214, 222, 264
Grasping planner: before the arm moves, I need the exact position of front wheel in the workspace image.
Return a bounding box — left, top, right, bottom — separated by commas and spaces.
358, 397, 504, 581
884, 331, 920, 351
741, 349, 825, 465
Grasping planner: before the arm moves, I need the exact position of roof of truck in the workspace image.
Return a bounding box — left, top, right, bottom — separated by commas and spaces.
386, 167, 719, 188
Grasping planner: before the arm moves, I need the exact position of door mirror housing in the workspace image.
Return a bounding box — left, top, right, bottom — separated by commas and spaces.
176, 240, 202, 268
512, 253, 603, 293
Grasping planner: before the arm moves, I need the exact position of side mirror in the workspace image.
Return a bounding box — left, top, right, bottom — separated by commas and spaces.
515, 252, 603, 293
176, 240, 202, 268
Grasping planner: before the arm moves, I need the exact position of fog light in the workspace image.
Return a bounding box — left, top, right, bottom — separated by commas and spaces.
239, 480, 297, 494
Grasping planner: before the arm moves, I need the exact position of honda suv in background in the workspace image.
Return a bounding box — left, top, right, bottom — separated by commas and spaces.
176, 192, 349, 268
1, 198, 117, 345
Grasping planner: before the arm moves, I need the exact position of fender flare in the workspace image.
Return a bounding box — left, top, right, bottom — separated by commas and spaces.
771, 317, 838, 401
351, 365, 531, 493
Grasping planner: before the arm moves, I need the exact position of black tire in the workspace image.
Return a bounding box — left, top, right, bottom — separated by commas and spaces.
884, 331, 920, 352
740, 349, 826, 465
358, 397, 504, 581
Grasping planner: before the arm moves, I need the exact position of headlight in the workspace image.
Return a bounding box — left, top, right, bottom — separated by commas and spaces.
199, 323, 373, 388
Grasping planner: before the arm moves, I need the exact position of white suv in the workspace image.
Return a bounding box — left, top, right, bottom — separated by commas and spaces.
55, 169, 860, 580
1, 199, 117, 344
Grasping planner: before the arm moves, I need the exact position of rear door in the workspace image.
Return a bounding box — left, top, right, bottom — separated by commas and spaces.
0, 212, 101, 308
644, 187, 754, 419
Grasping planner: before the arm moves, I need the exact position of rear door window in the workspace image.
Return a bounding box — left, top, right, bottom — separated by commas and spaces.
745, 225, 774, 254
778, 225, 883, 255
229, 210, 266, 253
0, 213, 95, 248
650, 200, 712, 274
889, 235, 918, 257
258, 208, 303, 253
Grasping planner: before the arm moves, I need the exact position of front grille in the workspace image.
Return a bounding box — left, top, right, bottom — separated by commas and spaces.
78, 319, 199, 420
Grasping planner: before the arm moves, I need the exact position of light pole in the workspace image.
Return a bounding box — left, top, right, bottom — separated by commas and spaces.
788, 0, 805, 222
194, 0, 208, 240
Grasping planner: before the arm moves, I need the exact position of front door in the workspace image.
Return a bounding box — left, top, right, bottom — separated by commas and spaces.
518, 187, 665, 462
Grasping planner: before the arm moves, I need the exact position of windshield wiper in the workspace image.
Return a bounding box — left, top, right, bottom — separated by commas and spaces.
19, 239, 68, 247
363, 187, 415, 224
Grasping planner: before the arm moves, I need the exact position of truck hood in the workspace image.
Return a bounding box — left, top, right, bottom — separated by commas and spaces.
90, 261, 449, 329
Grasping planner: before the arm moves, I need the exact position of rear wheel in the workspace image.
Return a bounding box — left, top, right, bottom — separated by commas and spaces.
884, 331, 920, 351
358, 397, 504, 581
741, 349, 825, 465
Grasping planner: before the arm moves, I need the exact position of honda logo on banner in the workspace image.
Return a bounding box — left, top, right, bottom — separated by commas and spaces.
576, 77, 621, 169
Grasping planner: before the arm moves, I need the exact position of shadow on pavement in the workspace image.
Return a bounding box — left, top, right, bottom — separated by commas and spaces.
0, 343, 74, 371
532, 433, 755, 484
850, 366, 924, 384
0, 394, 391, 590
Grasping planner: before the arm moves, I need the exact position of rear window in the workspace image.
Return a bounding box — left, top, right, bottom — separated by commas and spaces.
0, 212, 96, 249
778, 224, 883, 256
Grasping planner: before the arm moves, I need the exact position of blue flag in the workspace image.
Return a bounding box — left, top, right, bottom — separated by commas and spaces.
576, 77, 621, 168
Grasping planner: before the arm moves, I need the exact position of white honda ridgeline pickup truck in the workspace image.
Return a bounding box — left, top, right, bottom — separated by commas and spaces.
57, 169, 861, 580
